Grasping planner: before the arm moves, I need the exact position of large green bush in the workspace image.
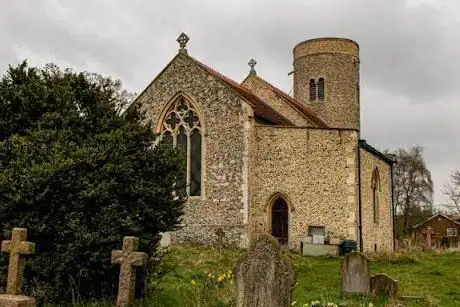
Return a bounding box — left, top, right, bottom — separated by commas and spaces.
0, 62, 186, 304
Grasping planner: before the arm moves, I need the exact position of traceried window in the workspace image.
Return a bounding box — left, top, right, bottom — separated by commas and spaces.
160, 97, 202, 197
372, 168, 381, 224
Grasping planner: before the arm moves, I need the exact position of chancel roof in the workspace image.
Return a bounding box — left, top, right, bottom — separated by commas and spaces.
186, 55, 294, 126
243, 74, 328, 128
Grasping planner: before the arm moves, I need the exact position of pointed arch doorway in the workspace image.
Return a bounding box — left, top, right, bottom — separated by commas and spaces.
271, 198, 289, 245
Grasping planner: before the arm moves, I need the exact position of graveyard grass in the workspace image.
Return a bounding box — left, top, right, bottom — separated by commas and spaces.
65, 245, 460, 307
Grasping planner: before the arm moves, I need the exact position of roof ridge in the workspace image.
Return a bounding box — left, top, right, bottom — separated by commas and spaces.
251, 75, 328, 128
186, 55, 294, 126
412, 213, 460, 229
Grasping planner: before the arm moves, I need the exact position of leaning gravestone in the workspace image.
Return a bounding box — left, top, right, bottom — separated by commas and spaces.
112, 236, 148, 307
235, 234, 296, 307
0, 228, 36, 307
370, 273, 398, 298
341, 252, 370, 295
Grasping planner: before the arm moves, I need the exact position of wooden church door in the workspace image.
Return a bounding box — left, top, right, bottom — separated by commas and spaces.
271, 198, 289, 245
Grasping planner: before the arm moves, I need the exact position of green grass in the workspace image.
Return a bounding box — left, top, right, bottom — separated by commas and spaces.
60, 246, 460, 307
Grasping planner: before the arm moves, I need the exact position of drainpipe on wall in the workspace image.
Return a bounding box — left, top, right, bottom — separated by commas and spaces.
390, 158, 396, 251
357, 141, 363, 252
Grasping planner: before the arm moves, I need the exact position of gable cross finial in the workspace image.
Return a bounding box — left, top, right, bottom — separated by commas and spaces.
177, 32, 190, 54
248, 58, 257, 74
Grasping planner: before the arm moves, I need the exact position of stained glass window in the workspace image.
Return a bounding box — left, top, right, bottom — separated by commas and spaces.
160, 97, 203, 196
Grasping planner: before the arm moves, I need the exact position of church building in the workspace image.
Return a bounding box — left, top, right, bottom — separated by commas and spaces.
126, 34, 395, 252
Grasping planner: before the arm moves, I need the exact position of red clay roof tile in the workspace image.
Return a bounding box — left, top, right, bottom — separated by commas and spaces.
187, 56, 294, 126
248, 75, 328, 128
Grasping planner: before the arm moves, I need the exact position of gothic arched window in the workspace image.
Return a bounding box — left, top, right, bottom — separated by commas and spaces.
371, 168, 380, 224
318, 78, 325, 101
309, 79, 316, 101
160, 97, 203, 197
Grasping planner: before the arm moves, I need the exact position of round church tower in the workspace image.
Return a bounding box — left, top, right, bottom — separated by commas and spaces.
293, 38, 360, 131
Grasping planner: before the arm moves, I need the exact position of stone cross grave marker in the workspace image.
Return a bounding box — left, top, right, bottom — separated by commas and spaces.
0, 228, 36, 306
112, 236, 148, 307
341, 252, 370, 295
423, 226, 434, 248
235, 234, 296, 307
370, 273, 398, 298
1, 228, 35, 295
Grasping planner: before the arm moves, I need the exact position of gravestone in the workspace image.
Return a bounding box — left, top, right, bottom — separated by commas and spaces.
370, 273, 398, 298
235, 234, 296, 307
341, 252, 370, 295
112, 236, 148, 307
0, 228, 36, 306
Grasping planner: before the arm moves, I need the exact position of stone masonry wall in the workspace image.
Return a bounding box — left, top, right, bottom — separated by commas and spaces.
136, 53, 249, 248
252, 126, 359, 250
360, 149, 394, 252
293, 38, 360, 131
241, 73, 314, 127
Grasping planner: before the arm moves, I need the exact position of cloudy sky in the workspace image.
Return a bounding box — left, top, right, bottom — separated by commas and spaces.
1, 0, 459, 206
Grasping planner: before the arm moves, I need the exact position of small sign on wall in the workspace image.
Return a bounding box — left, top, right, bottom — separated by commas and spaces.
310, 226, 325, 244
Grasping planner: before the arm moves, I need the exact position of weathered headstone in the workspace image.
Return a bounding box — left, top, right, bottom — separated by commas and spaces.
370, 273, 398, 298
0, 228, 36, 306
112, 236, 148, 307
235, 234, 296, 307
341, 252, 370, 295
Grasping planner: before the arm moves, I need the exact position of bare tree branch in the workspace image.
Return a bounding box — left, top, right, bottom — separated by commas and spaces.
443, 170, 460, 213
387, 146, 434, 235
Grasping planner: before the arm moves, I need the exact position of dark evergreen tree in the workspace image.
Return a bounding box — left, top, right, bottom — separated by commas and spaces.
0, 62, 185, 304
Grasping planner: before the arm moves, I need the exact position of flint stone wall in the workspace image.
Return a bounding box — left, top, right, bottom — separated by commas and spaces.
135, 53, 251, 247
252, 126, 359, 250
241, 74, 314, 127
360, 149, 394, 252
293, 38, 360, 131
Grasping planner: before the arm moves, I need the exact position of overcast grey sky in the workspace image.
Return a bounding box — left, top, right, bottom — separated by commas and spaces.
1, 0, 459, 206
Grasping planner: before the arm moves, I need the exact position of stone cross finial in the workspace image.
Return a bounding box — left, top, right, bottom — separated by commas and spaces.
1, 228, 35, 295
177, 32, 190, 54
112, 236, 148, 307
248, 58, 257, 73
